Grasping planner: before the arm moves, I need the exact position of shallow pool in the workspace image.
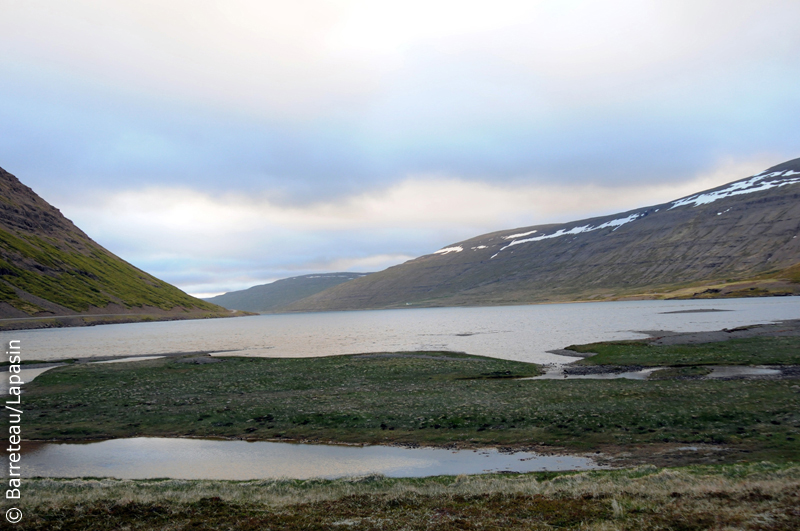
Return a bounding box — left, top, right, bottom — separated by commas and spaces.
16, 438, 604, 480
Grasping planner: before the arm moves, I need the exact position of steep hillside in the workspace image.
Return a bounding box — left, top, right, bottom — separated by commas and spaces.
289, 158, 800, 311
205, 272, 370, 312
0, 166, 234, 328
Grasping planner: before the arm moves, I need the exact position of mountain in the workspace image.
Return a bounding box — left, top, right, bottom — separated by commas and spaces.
204, 272, 371, 312
288, 158, 800, 312
0, 166, 236, 329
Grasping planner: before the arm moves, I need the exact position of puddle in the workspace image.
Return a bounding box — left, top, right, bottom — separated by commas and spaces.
706, 366, 782, 378
523, 367, 661, 380
13, 438, 604, 480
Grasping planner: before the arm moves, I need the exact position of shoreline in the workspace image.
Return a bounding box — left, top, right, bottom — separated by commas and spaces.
0, 309, 256, 331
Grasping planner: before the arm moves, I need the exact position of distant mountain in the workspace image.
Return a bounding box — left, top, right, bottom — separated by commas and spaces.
0, 166, 235, 329
204, 272, 370, 312
288, 157, 800, 312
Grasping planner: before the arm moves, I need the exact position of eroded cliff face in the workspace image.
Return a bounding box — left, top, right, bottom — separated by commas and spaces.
288, 158, 800, 311
0, 166, 223, 319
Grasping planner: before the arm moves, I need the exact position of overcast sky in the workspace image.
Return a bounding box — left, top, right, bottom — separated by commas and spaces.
2, 0, 799, 297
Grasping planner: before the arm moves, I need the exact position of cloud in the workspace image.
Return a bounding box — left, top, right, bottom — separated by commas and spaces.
53, 155, 772, 295
4, 1, 798, 117
0, 0, 374, 118
2, 0, 799, 201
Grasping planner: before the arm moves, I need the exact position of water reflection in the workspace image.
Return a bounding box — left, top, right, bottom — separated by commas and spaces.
18, 438, 603, 480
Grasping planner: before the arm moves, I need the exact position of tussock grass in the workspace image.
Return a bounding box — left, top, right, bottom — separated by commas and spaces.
6, 463, 799, 530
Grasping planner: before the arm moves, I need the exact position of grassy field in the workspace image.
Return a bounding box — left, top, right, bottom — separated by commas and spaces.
23, 348, 800, 461
567, 336, 800, 367
5, 463, 799, 530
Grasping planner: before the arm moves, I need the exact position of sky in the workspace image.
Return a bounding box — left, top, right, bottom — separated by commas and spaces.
1, 0, 799, 297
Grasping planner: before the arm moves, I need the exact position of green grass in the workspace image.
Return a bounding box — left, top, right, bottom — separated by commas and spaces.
5, 463, 799, 530
567, 336, 800, 366
0, 229, 220, 313
24, 351, 800, 460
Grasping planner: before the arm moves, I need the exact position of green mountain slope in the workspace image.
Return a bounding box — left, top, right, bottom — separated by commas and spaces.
204, 273, 370, 312
288, 157, 800, 311
0, 166, 231, 326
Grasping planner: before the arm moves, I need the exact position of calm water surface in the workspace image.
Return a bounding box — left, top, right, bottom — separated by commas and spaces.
18, 438, 602, 480
5, 298, 799, 364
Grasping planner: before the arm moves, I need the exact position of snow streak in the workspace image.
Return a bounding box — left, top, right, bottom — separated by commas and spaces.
670, 169, 800, 209
489, 213, 644, 258
434, 246, 463, 255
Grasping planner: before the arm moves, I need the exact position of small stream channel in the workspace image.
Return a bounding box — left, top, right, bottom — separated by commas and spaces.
527, 365, 783, 380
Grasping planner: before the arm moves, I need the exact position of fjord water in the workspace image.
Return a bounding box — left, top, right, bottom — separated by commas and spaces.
8, 297, 800, 364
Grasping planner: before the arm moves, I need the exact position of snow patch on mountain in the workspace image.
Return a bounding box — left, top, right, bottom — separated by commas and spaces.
594, 213, 643, 230
435, 246, 463, 255
489, 213, 645, 258
504, 230, 537, 239
670, 170, 800, 209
